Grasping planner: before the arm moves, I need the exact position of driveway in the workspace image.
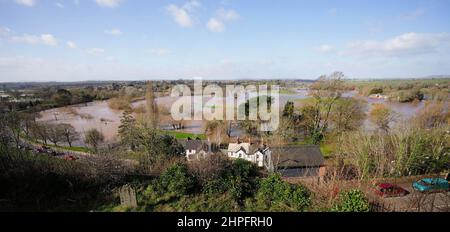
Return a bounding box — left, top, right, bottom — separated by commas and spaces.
366, 179, 450, 212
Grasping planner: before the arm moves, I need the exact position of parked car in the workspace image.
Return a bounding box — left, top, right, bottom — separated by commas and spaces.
374, 183, 409, 198
64, 155, 78, 161
412, 178, 450, 193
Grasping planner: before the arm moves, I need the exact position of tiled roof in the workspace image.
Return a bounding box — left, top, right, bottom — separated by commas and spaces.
185, 140, 204, 151
271, 145, 324, 168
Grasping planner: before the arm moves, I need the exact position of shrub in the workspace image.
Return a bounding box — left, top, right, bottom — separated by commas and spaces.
368, 88, 383, 95
250, 173, 311, 211
201, 158, 258, 200
108, 97, 132, 111
158, 163, 196, 196
339, 125, 449, 178
392, 89, 424, 103
0, 144, 127, 211
331, 189, 370, 212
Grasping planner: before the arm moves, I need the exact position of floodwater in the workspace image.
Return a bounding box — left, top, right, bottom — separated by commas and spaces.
38, 101, 122, 145
38, 90, 427, 144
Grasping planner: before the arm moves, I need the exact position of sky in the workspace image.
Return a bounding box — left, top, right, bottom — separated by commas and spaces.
0, 0, 449, 82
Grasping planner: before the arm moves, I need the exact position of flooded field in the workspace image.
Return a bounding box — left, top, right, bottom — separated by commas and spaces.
38, 90, 427, 144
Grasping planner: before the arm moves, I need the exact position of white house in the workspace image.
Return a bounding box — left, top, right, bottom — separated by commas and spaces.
185, 139, 210, 161
226, 142, 270, 168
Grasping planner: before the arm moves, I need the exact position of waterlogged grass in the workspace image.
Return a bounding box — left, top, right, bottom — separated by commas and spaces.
295, 97, 315, 106
279, 88, 297, 94
162, 130, 206, 140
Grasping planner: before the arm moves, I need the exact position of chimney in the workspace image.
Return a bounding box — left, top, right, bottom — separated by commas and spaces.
237, 137, 241, 144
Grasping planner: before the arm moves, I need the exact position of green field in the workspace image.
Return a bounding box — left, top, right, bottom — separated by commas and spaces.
46, 144, 92, 153
162, 130, 206, 140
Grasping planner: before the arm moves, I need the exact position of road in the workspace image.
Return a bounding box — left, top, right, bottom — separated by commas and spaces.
367, 180, 450, 212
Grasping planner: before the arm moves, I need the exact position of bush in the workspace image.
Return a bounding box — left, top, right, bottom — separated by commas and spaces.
108, 97, 132, 111
368, 88, 383, 95
201, 158, 258, 200
158, 163, 196, 196
331, 189, 369, 212
340, 125, 449, 178
0, 144, 127, 211
392, 89, 424, 103
249, 173, 311, 212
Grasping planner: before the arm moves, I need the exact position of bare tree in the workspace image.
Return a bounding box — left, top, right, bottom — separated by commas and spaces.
84, 128, 104, 151
48, 124, 64, 146
302, 71, 345, 144
58, 123, 79, 147
30, 122, 50, 145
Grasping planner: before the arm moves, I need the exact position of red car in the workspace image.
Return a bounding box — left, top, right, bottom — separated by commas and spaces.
374, 183, 409, 198
64, 155, 78, 161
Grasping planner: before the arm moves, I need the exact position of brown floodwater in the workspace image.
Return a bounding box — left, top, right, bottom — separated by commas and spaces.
37, 91, 428, 145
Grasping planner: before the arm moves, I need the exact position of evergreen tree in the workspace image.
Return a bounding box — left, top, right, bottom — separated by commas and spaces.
118, 110, 138, 150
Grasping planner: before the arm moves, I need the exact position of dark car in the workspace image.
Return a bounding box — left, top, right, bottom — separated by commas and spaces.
374, 183, 409, 198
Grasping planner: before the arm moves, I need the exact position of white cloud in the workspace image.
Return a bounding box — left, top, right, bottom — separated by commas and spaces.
206, 8, 240, 32
183, 0, 200, 11
104, 28, 122, 36
346, 32, 450, 57
41, 34, 58, 46
11, 34, 58, 46
166, 4, 194, 28
207, 18, 225, 32
55, 2, 64, 8
316, 44, 335, 54
14, 0, 36, 7
166, 1, 201, 28
149, 48, 170, 56
86, 48, 105, 55
95, 0, 123, 8
66, 41, 77, 49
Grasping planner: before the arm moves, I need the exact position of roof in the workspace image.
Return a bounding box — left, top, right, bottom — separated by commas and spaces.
185, 140, 205, 151
270, 145, 324, 168
227, 142, 262, 154
420, 178, 448, 184
228, 142, 250, 153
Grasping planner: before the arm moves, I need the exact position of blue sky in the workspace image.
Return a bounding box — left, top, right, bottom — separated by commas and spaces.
0, 0, 449, 81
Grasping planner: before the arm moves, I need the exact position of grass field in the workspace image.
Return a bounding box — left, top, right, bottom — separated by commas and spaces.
162, 130, 206, 140
46, 144, 92, 153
